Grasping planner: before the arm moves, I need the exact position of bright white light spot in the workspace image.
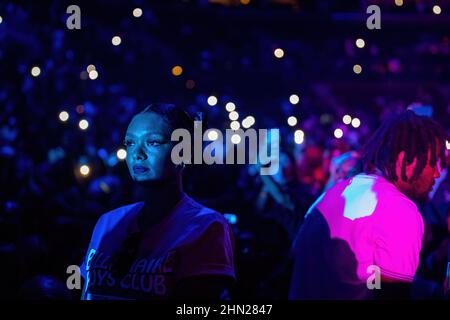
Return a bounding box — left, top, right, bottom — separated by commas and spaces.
86, 64, 96, 73
79, 119, 89, 130
231, 134, 241, 144
225, 102, 236, 112
207, 96, 218, 106
395, 0, 403, 6
353, 64, 362, 74
433, 5, 441, 15
0, 16, 3, 24
207, 130, 219, 141
229, 111, 239, 121
89, 70, 98, 80
343, 114, 352, 125
274, 48, 284, 58
133, 8, 143, 18
446, 140, 450, 150
289, 94, 300, 105
31, 66, 41, 77
116, 148, 127, 160
230, 120, 240, 130
287, 116, 298, 127
59, 111, 69, 122
294, 129, 304, 144
334, 128, 344, 139
351, 117, 361, 128
80, 165, 90, 176
355, 38, 365, 48
112, 36, 122, 46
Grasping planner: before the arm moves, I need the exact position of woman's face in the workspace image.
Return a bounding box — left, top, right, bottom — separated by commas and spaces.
124, 112, 176, 183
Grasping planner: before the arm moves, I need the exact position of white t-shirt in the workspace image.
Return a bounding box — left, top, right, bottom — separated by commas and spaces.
289, 174, 424, 299
80, 194, 235, 300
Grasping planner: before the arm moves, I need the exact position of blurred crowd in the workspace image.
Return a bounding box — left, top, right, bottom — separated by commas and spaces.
0, 0, 448, 299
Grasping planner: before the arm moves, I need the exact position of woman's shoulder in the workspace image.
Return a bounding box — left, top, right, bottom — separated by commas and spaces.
181, 196, 227, 226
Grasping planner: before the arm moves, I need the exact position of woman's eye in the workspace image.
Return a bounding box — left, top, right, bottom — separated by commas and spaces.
146, 140, 162, 146
123, 140, 134, 147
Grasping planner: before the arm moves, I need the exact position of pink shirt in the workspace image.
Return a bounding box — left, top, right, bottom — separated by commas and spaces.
80, 194, 235, 300
290, 174, 424, 299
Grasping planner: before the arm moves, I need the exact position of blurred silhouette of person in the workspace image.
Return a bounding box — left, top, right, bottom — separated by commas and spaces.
289, 110, 448, 299
80, 103, 235, 300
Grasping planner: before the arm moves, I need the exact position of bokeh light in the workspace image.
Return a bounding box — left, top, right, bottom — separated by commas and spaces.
395, 0, 403, 7
342, 115, 352, 125
116, 148, 127, 160
351, 117, 361, 128
289, 94, 299, 105
80, 165, 90, 176
294, 129, 304, 144
31, 66, 41, 77
225, 102, 236, 112
112, 36, 122, 46
207, 95, 218, 106
58, 111, 69, 122
287, 116, 298, 127
133, 8, 143, 18
172, 65, 183, 76
230, 120, 240, 130
231, 134, 241, 144
229, 111, 239, 121
274, 48, 284, 58
207, 130, 219, 141
88, 70, 98, 80
86, 64, 96, 73
433, 5, 441, 15
334, 128, 344, 139
355, 38, 365, 48
78, 119, 89, 130
353, 64, 362, 74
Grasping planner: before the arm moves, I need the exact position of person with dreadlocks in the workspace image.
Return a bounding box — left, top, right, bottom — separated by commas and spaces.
289, 110, 448, 300
79, 103, 235, 300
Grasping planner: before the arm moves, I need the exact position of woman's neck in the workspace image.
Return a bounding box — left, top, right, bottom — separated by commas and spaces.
134, 179, 184, 231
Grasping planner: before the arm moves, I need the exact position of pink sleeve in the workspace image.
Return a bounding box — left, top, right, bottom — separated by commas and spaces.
373, 199, 424, 282
176, 220, 235, 281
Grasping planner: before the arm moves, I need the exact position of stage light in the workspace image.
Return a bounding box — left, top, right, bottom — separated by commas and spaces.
356, 38, 365, 48
116, 148, 127, 160
112, 36, 122, 46
287, 116, 298, 127
225, 102, 236, 112
133, 8, 143, 18
207, 130, 219, 141
446, 140, 450, 150
86, 64, 96, 73
395, 0, 403, 6
433, 5, 441, 15
89, 70, 98, 80
351, 117, 361, 128
230, 121, 240, 130
353, 64, 362, 74
240, 0, 250, 5
31, 66, 41, 77
207, 95, 218, 106
80, 165, 90, 176
231, 134, 241, 144
294, 129, 304, 144
274, 48, 284, 59
229, 111, 239, 121
171, 65, 183, 76
343, 115, 352, 125
59, 111, 69, 122
334, 128, 344, 139
79, 119, 89, 130
289, 94, 299, 105
0, 16, 3, 24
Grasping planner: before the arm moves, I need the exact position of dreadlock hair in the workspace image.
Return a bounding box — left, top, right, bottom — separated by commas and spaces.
362, 110, 448, 184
